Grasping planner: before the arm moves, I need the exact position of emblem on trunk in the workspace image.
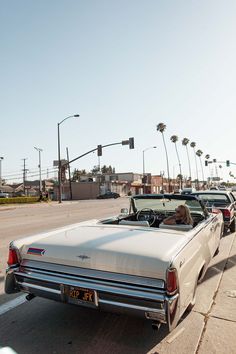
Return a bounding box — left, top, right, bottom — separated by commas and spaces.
27, 247, 45, 256
77, 255, 90, 261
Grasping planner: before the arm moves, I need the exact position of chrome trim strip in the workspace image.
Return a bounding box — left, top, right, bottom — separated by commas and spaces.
99, 299, 166, 320
99, 299, 166, 316
20, 260, 165, 289
19, 267, 163, 294
18, 281, 61, 295
15, 271, 165, 302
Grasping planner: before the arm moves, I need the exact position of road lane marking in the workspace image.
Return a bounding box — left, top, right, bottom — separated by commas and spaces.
0, 295, 27, 316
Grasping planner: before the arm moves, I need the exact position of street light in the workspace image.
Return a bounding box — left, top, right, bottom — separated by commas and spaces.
34, 147, 43, 195
0, 157, 4, 186
143, 146, 157, 175
57, 114, 80, 203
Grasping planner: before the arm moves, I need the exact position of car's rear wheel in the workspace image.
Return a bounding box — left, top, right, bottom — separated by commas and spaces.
229, 218, 236, 233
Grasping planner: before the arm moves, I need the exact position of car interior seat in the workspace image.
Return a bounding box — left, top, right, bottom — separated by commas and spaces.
159, 223, 193, 231
119, 220, 150, 227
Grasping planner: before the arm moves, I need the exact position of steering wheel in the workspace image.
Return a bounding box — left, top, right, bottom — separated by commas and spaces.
136, 208, 156, 226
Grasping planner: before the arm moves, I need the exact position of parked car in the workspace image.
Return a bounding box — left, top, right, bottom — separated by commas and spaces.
97, 191, 120, 199
209, 186, 219, 190
218, 185, 226, 191
231, 186, 236, 192
181, 187, 196, 195
5, 194, 223, 332
0, 191, 9, 198
192, 191, 236, 232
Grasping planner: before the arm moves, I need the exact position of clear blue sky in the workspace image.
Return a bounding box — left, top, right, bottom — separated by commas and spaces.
1, 0, 236, 182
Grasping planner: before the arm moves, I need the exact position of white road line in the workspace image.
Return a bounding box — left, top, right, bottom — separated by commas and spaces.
0, 295, 27, 316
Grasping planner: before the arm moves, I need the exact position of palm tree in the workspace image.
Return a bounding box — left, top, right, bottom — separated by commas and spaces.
182, 138, 191, 184
190, 142, 199, 189
205, 154, 210, 187
170, 135, 183, 189
156, 123, 171, 191
196, 149, 204, 185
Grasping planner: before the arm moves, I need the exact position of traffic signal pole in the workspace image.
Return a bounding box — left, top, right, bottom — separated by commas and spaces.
67, 138, 134, 166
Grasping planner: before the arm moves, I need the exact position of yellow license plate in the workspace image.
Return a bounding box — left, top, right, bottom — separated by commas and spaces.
66, 286, 97, 306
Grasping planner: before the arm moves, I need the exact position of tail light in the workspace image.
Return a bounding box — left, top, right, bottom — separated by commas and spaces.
7, 247, 19, 266
166, 268, 178, 295
222, 209, 231, 218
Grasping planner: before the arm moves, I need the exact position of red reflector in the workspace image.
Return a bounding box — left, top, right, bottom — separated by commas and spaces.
166, 268, 178, 294
222, 209, 231, 218
7, 248, 19, 266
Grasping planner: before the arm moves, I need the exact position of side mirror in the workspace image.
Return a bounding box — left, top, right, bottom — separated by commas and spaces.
120, 208, 128, 215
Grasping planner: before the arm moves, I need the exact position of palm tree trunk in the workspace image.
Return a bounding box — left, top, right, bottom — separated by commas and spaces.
161, 132, 171, 192
174, 143, 182, 189
186, 145, 191, 183
193, 148, 199, 189
199, 157, 205, 185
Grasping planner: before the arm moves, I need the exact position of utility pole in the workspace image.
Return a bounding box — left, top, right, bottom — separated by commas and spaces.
0, 157, 4, 187
66, 147, 72, 200
22, 158, 28, 195
34, 147, 43, 195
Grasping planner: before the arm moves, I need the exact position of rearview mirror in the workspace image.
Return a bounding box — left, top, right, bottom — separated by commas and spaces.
120, 208, 128, 215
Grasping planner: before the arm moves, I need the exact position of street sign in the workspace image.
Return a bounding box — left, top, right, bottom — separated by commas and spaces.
53, 159, 68, 167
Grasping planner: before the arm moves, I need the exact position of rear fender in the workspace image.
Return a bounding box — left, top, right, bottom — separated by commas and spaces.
5, 268, 20, 294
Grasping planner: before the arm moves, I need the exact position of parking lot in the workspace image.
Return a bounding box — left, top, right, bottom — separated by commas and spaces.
0, 199, 235, 354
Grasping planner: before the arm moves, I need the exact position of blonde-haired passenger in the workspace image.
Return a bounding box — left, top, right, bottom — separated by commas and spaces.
163, 205, 193, 226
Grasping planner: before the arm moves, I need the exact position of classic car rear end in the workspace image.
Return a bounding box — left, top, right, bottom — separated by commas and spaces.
5, 194, 223, 332
192, 191, 236, 232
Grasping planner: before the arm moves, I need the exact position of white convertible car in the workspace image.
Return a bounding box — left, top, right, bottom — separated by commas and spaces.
5, 194, 223, 331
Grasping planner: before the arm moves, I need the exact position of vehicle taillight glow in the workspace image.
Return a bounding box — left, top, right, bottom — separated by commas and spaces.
166, 268, 178, 294
222, 209, 231, 218
7, 248, 19, 266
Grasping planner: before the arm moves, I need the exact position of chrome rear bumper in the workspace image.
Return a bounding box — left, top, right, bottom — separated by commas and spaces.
6, 260, 179, 327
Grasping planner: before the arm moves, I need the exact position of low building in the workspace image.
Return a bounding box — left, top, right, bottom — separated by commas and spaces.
53, 181, 100, 200
101, 172, 149, 195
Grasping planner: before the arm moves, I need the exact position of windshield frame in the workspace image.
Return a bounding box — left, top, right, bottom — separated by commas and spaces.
130, 194, 208, 217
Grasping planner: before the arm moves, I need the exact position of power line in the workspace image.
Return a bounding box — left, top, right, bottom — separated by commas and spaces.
4, 169, 58, 182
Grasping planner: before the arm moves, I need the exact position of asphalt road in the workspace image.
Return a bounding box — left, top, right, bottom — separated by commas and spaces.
0, 199, 235, 354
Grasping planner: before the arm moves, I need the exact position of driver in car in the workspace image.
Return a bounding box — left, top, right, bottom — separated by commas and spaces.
163, 205, 193, 226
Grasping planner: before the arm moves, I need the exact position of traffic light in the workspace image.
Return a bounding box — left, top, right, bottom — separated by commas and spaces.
205, 161, 208, 166
142, 175, 147, 184
226, 160, 230, 167
129, 137, 134, 149
97, 145, 102, 156
213, 159, 217, 163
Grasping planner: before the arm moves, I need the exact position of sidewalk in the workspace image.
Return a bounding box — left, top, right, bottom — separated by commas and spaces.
148, 231, 236, 354
198, 232, 236, 353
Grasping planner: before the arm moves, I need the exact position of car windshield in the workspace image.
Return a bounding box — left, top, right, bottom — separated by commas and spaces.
194, 193, 229, 206
132, 196, 203, 213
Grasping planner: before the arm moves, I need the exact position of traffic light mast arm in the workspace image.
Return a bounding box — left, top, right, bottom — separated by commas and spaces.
217, 160, 236, 166
67, 139, 134, 166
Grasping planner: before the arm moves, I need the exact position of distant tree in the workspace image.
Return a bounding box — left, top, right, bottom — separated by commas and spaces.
91, 166, 100, 175
72, 169, 87, 181
101, 165, 116, 174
